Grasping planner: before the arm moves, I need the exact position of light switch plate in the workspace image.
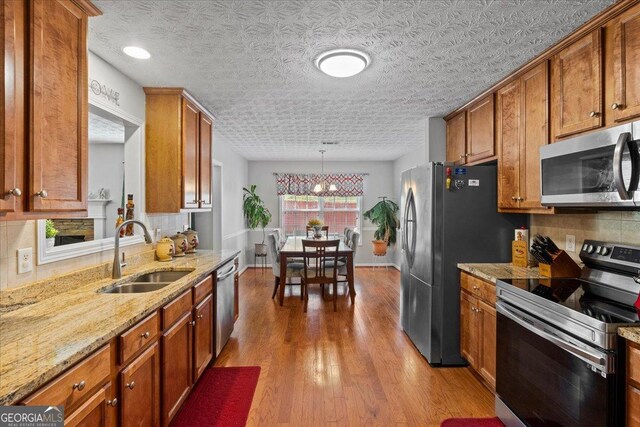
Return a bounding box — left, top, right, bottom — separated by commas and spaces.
565, 235, 576, 252
17, 247, 33, 274
183, 224, 189, 231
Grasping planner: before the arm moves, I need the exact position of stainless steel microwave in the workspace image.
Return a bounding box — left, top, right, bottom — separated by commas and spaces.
540, 123, 640, 207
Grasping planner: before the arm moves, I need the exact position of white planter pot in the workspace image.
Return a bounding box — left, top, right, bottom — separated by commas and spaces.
46, 237, 55, 248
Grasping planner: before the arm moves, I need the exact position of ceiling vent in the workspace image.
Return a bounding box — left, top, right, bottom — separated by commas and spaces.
321, 141, 339, 145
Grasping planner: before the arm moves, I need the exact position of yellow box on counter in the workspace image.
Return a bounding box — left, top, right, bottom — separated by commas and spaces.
512, 240, 529, 268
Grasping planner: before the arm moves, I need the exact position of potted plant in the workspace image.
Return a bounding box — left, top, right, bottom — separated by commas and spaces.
45, 219, 59, 248
363, 197, 400, 256
307, 218, 323, 239
242, 185, 272, 257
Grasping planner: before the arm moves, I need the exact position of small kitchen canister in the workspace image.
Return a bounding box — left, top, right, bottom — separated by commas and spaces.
171, 232, 188, 257
183, 228, 199, 254
156, 236, 175, 262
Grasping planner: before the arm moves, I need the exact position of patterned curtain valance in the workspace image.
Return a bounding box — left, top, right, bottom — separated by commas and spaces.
275, 173, 365, 197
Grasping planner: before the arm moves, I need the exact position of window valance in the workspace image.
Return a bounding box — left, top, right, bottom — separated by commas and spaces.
275, 173, 365, 197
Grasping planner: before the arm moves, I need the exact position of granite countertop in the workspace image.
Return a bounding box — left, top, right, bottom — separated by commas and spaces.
457, 263, 541, 283
0, 249, 239, 405
619, 327, 640, 345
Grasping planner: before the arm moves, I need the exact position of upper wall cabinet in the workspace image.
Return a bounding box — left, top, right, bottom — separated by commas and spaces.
551, 29, 603, 139
144, 88, 214, 213
446, 95, 495, 166
610, 5, 640, 122
1, 0, 100, 219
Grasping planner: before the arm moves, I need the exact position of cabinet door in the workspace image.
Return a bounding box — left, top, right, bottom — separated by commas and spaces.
29, 0, 88, 212
182, 99, 199, 210
65, 384, 114, 427
496, 80, 521, 210
466, 95, 495, 163
519, 62, 549, 210
0, 0, 21, 212
460, 290, 478, 368
198, 113, 213, 209
552, 29, 602, 139
162, 312, 193, 426
612, 6, 640, 122
120, 343, 160, 427
478, 300, 496, 389
628, 385, 640, 426
193, 294, 213, 381
446, 111, 466, 165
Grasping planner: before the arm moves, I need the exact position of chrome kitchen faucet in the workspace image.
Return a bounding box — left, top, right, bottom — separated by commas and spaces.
112, 220, 153, 279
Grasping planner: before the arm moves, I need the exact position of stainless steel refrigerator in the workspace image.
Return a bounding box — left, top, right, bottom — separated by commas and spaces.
400, 163, 525, 366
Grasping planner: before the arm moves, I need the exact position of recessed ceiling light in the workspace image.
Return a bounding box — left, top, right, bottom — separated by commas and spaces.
315, 49, 370, 78
122, 46, 151, 60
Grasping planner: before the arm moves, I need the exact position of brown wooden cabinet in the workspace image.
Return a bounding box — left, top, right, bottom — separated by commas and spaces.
459, 271, 496, 390
446, 111, 466, 165
466, 95, 495, 163
144, 88, 214, 213
65, 384, 115, 427
193, 294, 213, 381
120, 342, 161, 427
497, 62, 552, 213
610, 5, 640, 122
551, 29, 603, 139
627, 340, 640, 425
161, 312, 193, 426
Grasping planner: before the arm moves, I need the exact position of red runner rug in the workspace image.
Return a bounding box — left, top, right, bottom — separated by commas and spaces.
171, 366, 261, 427
441, 417, 505, 427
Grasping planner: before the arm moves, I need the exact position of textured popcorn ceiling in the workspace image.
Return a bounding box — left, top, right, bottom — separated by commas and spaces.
89, 0, 613, 161
89, 111, 125, 144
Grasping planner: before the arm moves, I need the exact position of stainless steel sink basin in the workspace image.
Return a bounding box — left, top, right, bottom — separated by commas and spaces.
132, 271, 192, 283
102, 282, 174, 294
100, 270, 194, 294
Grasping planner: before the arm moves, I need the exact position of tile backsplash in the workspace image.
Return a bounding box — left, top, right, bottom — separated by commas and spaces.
530, 211, 640, 263
0, 214, 189, 291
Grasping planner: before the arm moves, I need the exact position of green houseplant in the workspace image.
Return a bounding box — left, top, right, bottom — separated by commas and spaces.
242, 185, 272, 256
363, 197, 400, 256
45, 219, 59, 248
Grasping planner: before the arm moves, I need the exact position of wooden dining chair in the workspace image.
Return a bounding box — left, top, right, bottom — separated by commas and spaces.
305, 225, 330, 239
301, 239, 340, 312
267, 233, 304, 300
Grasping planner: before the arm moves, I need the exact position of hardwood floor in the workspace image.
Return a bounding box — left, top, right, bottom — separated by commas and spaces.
214, 267, 495, 426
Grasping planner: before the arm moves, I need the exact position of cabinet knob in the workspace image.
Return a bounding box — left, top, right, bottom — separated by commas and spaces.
126, 381, 135, 390
189, 320, 196, 326
589, 111, 599, 118
612, 103, 623, 110
107, 398, 118, 407
511, 196, 517, 201
72, 380, 86, 391
516, 197, 524, 201
197, 314, 204, 319
465, 153, 472, 157
140, 331, 150, 339
35, 189, 48, 198
7, 188, 21, 197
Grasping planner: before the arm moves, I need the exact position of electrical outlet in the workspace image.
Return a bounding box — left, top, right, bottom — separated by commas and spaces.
566, 235, 576, 252
17, 247, 33, 274
155, 228, 161, 242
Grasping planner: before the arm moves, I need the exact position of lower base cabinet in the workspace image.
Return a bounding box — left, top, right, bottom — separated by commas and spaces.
120, 343, 160, 427
459, 271, 497, 390
193, 294, 214, 381
162, 312, 194, 426
65, 384, 114, 427
627, 341, 640, 424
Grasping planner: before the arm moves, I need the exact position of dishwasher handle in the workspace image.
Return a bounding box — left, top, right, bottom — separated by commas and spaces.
217, 262, 237, 281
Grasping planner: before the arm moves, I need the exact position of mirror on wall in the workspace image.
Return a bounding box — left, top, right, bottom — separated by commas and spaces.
37, 102, 145, 264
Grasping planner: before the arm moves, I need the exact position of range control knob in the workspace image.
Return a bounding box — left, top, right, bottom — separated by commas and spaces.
586, 245, 595, 254
582, 243, 589, 252
600, 247, 610, 256
595, 246, 602, 254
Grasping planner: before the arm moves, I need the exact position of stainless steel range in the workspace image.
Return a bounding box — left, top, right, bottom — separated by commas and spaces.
495, 239, 640, 427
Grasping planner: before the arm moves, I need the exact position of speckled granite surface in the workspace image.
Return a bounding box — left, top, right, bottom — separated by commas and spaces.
0, 249, 239, 405
457, 263, 542, 283
619, 327, 640, 345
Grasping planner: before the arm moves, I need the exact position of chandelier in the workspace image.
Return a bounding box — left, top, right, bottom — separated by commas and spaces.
313, 149, 337, 193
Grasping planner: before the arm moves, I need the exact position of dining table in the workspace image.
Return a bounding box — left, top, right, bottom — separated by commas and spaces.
278, 236, 355, 306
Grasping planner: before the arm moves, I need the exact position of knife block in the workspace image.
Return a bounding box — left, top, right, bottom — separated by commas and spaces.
538, 250, 581, 278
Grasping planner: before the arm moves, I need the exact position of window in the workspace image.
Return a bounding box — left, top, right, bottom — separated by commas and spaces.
280, 194, 361, 241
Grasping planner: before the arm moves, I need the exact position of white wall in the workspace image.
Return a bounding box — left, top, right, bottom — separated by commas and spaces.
88, 142, 124, 237
246, 160, 396, 265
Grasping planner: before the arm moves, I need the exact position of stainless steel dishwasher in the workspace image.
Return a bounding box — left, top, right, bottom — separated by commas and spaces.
216, 259, 237, 357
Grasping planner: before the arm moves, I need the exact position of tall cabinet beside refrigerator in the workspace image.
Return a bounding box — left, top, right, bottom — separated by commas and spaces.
400, 163, 525, 366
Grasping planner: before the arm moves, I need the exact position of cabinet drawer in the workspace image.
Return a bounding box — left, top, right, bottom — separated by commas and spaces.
460, 272, 495, 305
628, 342, 640, 387
120, 312, 159, 365
192, 275, 213, 305
23, 345, 111, 408
162, 290, 192, 329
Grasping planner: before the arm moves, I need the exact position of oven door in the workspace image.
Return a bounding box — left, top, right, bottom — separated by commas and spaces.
496, 302, 622, 427
540, 123, 639, 207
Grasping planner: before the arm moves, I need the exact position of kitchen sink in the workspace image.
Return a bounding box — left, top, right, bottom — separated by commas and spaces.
100, 270, 194, 294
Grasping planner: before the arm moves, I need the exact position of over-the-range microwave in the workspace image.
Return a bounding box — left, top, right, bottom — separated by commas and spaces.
540, 122, 640, 207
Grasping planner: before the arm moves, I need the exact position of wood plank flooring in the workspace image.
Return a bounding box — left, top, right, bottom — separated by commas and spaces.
214, 267, 495, 426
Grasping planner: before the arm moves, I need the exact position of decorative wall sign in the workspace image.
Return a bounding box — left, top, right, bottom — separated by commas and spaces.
90, 79, 120, 106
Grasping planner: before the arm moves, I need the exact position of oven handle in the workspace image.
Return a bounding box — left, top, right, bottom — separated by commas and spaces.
496, 301, 609, 373
613, 132, 634, 200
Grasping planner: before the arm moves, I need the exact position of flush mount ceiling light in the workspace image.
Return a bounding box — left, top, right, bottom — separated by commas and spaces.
315, 49, 370, 78
122, 46, 151, 59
